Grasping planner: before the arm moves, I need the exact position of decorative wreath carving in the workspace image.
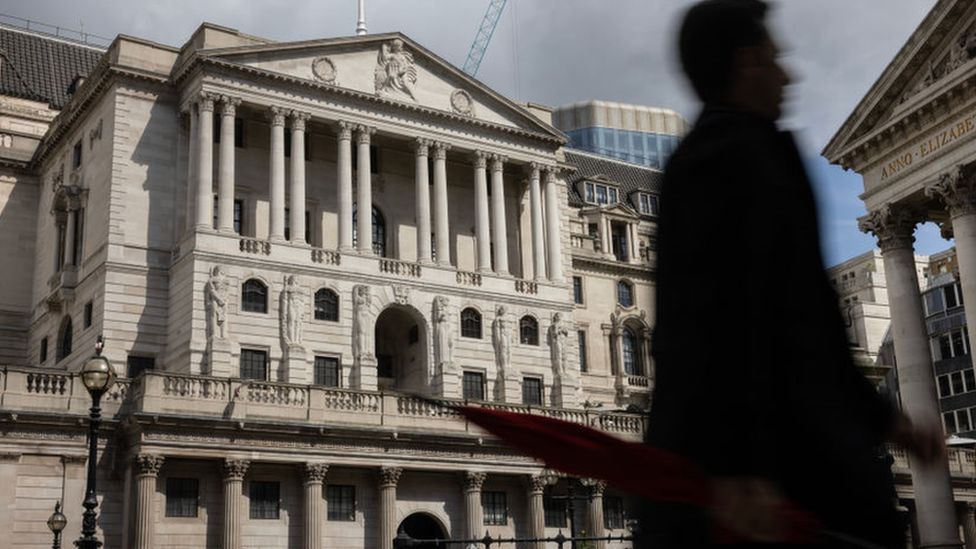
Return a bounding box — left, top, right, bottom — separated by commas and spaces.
450, 89, 475, 116
311, 56, 337, 84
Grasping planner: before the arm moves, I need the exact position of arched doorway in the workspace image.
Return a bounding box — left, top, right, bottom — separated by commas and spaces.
374, 305, 428, 392
398, 513, 447, 548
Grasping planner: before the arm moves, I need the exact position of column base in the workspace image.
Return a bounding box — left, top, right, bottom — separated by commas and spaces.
269, 235, 286, 244
217, 227, 236, 235
208, 338, 233, 377
283, 344, 309, 384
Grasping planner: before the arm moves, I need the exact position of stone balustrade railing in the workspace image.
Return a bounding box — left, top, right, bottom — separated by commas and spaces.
627, 375, 650, 388
456, 270, 483, 286
379, 258, 422, 278
311, 248, 341, 265
239, 237, 271, 255
514, 279, 538, 295
0, 368, 649, 440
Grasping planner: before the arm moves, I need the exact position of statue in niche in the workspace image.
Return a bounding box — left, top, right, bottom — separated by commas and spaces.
353, 285, 374, 361
492, 305, 512, 374
432, 296, 454, 370
375, 38, 417, 101
280, 275, 305, 347
548, 312, 570, 376
205, 266, 229, 342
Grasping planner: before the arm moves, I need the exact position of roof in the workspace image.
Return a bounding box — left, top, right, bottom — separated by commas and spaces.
0, 25, 103, 109
563, 148, 664, 208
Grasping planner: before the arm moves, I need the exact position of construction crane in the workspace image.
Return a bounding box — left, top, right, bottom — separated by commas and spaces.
462, 0, 508, 77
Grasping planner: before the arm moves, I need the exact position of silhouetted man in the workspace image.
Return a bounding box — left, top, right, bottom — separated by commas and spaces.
641, 1, 943, 547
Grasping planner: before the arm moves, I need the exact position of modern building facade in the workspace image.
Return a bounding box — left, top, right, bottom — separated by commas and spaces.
551, 101, 687, 170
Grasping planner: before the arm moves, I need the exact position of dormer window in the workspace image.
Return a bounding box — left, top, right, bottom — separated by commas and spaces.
584, 181, 618, 205
638, 193, 659, 215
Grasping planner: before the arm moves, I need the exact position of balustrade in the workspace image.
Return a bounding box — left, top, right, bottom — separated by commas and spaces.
245, 382, 309, 407
379, 258, 422, 277
514, 279, 538, 295
627, 375, 650, 388
456, 270, 483, 286
239, 237, 271, 255
26, 372, 68, 395
311, 248, 341, 265
322, 388, 380, 412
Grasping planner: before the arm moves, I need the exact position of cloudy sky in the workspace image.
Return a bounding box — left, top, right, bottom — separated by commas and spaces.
4, 0, 947, 264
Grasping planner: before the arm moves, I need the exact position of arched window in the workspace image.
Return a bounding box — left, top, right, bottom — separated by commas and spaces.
622, 326, 643, 376
617, 280, 634, 308
241, 279, 268, 313
461, 308, 482, 339
352, 205, 387, 257
519, 316, 539, 346
57, 316, 73, 362
314, 288, 339, 321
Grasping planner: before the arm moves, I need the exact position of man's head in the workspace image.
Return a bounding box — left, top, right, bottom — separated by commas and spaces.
678, 0, 790, 121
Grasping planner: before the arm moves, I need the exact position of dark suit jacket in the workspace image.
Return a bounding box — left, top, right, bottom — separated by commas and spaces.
640, 106, 903, 548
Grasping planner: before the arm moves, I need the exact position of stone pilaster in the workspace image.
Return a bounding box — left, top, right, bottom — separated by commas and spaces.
289, 111, 311, 244
415, 138, 433, 264
489, 154, 509, 275
337, 121, 354, 251
379, 466, 403, 549
583, 479, 607, 549
302, 463, 328, 549
463, 471, 487, 538
960, 503, 976, 549
222, 459, 250, 549
195, 93, 216, 230
526, 474, 547, 549
544, 168, 564, 282
473, 151, 491, 273
432, 142, 452, 266
859, 205, 962, 547
528, 163, 546, 281
133, 454, 164, 549
356, 125, 376, 254
268, 106, 287, 241
216, 96, 241, 233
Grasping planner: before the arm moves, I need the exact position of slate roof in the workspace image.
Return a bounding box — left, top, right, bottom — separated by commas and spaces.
563, 148, 664, 209
0, 25, 103, 109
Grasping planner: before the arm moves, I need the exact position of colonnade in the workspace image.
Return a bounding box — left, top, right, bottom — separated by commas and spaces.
185, 92, 564, 282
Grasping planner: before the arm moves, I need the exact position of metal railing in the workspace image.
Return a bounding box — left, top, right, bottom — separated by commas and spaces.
394, 530, 633, 549
0, 13, 112, 48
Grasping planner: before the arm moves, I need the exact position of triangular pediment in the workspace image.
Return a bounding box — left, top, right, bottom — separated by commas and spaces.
824, 0, 976, 161
198, 32, 563, 140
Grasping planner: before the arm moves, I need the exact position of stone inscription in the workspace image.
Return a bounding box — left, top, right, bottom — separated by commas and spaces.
879, 111, 976, 181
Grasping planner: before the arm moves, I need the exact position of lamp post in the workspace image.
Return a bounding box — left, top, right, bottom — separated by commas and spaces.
48, 501, 67, 549
75, 336, 116, 549
540, 470, 593, 549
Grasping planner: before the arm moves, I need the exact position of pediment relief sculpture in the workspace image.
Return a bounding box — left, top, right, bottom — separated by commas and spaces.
374, 38, 417, 102
901, 23, 976, 104
450, 89, 475, 116
311, 56, 337, 85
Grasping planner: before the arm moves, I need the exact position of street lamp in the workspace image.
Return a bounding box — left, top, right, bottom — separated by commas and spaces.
47, 501, 67, 549
75, 336, 116, 549
540, 470, 593, 549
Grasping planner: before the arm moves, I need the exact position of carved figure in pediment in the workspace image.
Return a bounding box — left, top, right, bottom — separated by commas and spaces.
375, 38, 417, 101
353, 285, 374, 361
205, 266, 229, 342
280, 275, 305, 347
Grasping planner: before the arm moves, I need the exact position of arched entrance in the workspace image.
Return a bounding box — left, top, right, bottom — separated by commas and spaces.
398, 513, 447, 548
374, 305, 428, 392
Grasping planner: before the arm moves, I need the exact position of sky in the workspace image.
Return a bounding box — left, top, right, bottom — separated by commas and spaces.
0, 0, 950, 265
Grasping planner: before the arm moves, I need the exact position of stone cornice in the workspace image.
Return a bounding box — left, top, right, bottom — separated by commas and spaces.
571, 256, 655, 279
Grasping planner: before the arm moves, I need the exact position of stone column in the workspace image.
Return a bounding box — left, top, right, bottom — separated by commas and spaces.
337, 121, 354, 251
356, 125, 376, 254
415, 138, 433, 264
583, 479, 607, 549
526, 475, 547, 549
627, 223, 639, 264
216, 96, 240, 233
473, 152, 491, 272
195, 93, 216, 230
544, 168, 564, 282
489, 155, 509, 275
133, 454, 164, 549
379, 466, 403, 549
463, 471, 487, 539
860, 206, 962, 548
959, 503, 976, 549
528, 163, 546, 280
302, 463, 328, 549
222, 459, 250, 549
268, 106, 287, 241
64, 208, 77, 267
289, 110, 310, 244
432, 142, 452, 266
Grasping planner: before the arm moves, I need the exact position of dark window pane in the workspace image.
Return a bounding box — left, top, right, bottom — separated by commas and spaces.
165, 478, 199, 517
622, 327, 642, 376
604, 496, 624, 529
953, 329, 967, 357
240, 349, 268, 380
482, 491, 507, 525
249, 481, 280, 519
966, 369, 976, 392
352, 205, 386, 257
84, 301, 93, 328
578, 331, 588, 373
617, 281, 634, 307
234, 199, 243, 234
377, 354, 393, 378
57, 316, 73, 361
127, 356, 155, 378
520, 316, 539, 346
940, 334, 953, 360
461, 308, 482, 339
946, 285, 959, 309
463, 371, 485, 401
544, 495, 566, 528
234, 118, 245, 148
327, 485, 356, 521
522, 377, 542, 406
315, 356, 340, 387
573, 276, 584, 305
939, 375, 952, 398
959, 409, 973, 432
945, 412, 958, 434
72, 141, 82, 168
40, 337, 48, 363
314, 289, 339, 321
242, 279, 268, 313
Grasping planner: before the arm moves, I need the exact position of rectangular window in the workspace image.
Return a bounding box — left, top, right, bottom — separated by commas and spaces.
946, 284, 960, 309
595, 185, 607, 204
953, 329, 967, 356
234, 199, 244, 235
543, 495, 566, 527
966, 369, 976, 392
127, 355, 155, 378
522, 377, 543, 406
235, 118, 245, 148
939, 375, 952, 398
952, 371, 965, 395
72, 141, 82, 168
959, 409, 973, 432
326, 484, 356, 521
608, 188, 618, 204
482, 491, 507, 525
462, 371, 486, 401
84, 301, 93, 329
924, 290, 946, 317
573, 276, 584, 305
638, 193, 659, 215
249, 481, 280, 519
604, 496, 625, 529
945, 411, 958, 434
314, 356, 341, 388
40, 337, 48, 363
240, 349, 268, 380
578, 330, 588, 373
585, 182, 595, 203
165, 477, 199, 518
72, 208, 84, 265
939, 334, 953, 360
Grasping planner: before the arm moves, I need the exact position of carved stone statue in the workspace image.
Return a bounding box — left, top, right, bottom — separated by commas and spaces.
280, 275, 305, 347
353, 285, 374, 361
374, 38, 417, 101
548, 312, 569, 375
205, 266, 229, 341
492, 305, 512, 374
432, 296, 454, 370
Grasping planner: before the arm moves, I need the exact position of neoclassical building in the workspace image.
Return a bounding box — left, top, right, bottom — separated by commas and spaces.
0, 20, 657, 549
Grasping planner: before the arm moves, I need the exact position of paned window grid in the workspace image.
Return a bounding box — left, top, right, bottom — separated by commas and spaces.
240, 349, 268, 380
165, 477, 199, 517
481, 491, 507, 525
314, 356, 341, 387
327, 484, 356, 521
249, 481, 281, 520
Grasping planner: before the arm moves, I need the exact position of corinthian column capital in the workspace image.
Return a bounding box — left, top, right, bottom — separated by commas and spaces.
219, 95, 241, 116
336, 120, 354, 140
414, 137, 433, 156
197, 92, 217, 112
222, 458, 250, 481
432, 141, 451, 160
858, 204, 922, 252
268, 106, 287, 127
489, 154, 507, 172
927, 163, 976, 218
379, 466, 403, 487
356, 125, 376, 145
134, 454, 165, 477
463, 471, 487, 492
472, 151, 488, 170
290, 110, 311, 131
303, 462, 329, 484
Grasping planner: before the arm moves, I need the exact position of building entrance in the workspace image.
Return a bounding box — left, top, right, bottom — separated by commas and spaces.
397, 513, 447, 548
374, 305, 428, 392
